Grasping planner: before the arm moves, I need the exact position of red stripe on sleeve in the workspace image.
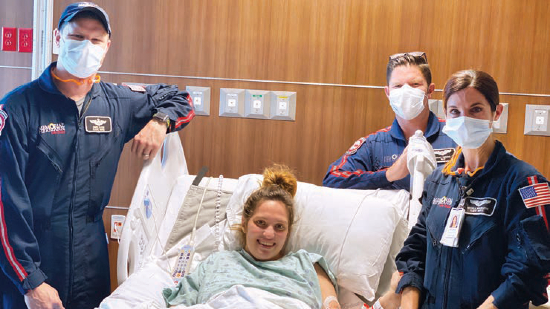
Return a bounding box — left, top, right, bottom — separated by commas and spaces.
0, 178, 28, 281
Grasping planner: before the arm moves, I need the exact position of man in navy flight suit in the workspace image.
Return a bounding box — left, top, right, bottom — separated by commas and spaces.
323, 52, 456, 191
0, 3, 194, 308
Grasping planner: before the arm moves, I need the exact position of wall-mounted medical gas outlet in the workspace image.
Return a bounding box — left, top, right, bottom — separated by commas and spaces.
524, 104, 550, 136
219, 88, 245, 117
186, 86, 211, 116
428, 99, 445, 119
245, 90, 270, 119
270, 91, 296, 121
493, 103, 508, 134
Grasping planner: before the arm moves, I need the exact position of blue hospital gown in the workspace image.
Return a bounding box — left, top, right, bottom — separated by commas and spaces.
162, 249, 335, 308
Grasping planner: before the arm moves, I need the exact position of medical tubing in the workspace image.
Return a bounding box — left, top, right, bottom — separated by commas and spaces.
190, 177, 212, 246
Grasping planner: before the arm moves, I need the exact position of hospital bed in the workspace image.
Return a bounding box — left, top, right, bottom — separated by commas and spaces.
99, 133, 550, 308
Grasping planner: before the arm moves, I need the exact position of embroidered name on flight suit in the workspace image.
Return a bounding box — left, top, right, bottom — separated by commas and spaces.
85, 116, 112, 133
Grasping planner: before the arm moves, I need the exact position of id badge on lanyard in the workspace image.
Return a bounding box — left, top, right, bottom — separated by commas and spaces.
440, 200, 466, 248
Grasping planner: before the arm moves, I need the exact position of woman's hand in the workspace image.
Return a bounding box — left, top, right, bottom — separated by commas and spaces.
477, 295, 498, 309
315, 263, 341, 309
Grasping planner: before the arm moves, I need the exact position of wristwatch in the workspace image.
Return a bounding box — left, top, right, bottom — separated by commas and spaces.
153, 112, 171, 131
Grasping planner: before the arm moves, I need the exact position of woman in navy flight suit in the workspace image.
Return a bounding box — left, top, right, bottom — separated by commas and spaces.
396, 70, 550, 309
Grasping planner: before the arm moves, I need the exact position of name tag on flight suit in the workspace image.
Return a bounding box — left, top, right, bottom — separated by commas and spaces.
462, 197, 497, 216
85, 116, 112, 133
434, 148, 456, 164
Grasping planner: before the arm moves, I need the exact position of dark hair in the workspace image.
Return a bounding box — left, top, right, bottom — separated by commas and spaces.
233, 165, 297, 249
59, 11, 106, 34
386, 53, 432, 85
443, 70, 499, 112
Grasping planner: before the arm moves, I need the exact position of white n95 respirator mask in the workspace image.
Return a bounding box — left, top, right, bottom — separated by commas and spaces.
442, 116, 493, 149
58, 37, 106, 79
388, 84, 426, 120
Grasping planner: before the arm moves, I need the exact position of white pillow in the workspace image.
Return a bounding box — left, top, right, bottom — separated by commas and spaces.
224, 174, 409, 301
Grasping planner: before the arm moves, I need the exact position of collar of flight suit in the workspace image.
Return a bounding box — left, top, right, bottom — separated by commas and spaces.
389, 111, 441, 142
38, 62, 102, 99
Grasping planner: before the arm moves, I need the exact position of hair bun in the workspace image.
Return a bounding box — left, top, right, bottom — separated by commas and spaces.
261, 164, 297, 197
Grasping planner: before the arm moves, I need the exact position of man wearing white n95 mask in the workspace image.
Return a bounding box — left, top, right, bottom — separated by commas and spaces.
324, 52, 456, 191
0, 2, 194, 309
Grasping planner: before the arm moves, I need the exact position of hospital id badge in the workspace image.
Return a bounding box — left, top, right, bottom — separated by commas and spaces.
440, 207, 465, 248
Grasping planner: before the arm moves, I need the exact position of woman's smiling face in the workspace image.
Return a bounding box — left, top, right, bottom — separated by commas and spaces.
243, 200, 289, 261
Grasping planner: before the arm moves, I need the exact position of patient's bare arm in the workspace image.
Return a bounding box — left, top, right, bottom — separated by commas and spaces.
315, 263, 341, 309
377, 271, 402, 309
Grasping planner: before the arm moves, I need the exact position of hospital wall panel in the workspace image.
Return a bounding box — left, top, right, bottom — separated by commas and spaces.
0, 68, 32, 98
0, 0, 33, 98
44, 0, 550, 290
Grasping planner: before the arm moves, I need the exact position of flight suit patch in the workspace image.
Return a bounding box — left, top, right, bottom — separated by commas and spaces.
463, 197, 497, 216
0, 105, 7, 137
85, 116, 112, 133
346, 137, 366, 155
434, 148, 456, 164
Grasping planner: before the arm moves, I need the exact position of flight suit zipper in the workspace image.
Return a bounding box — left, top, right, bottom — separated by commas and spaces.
67, 96, 91, 304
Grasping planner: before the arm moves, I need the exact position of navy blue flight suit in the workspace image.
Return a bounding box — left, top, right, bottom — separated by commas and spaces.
396, 142, 550, 308
0, 63, 194, 308
323, 112, 456, 191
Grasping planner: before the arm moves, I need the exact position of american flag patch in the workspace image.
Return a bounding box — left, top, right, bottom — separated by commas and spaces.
519, 182, 550, 208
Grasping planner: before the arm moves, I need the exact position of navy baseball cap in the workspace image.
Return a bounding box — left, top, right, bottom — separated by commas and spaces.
58, 2, 111, 36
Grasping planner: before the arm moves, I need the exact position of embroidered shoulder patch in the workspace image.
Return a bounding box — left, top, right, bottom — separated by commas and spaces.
519, 182, 550, 208
0, 105, 7, 137
122, 83, 146, 93
346, 137, 366, 156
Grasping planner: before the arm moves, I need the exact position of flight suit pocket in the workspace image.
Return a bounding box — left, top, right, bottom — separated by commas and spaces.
88, 125, 122, 221
424, 209, 447, 294
520, 216, 550, 268
460, 215, 497, 254
29, 137, 63, 230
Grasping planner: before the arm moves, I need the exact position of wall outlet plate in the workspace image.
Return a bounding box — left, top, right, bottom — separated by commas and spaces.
428, 99, 445, 119
245, 90, 270, 119
110, 215, 126, 240
186, 86, 211, 116
270, 91, 296, 121
524, 104, 550, 136
1, 27, 17, 52
219, 88, 245, 117
18, 28, 33, 53
493, 103, 508, 134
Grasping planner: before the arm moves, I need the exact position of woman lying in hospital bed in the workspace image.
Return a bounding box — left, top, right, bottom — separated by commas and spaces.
162, 165, 340, 308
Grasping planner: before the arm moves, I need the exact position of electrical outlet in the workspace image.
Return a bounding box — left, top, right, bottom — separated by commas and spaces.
219, 88, 245, 117
186, 86, 211, 116
245, 90, 270, 119
18, 28, 32, 53
2, 27, 17, 52
493, 103, 508, 134
524, 104, 550, 136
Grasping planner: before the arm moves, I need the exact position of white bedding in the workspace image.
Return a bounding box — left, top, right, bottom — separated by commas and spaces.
99, 257, 310, 309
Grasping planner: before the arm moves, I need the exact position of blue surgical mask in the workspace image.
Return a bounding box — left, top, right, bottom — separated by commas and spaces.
442, 116, 493, 149
58, 37, 105, 78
